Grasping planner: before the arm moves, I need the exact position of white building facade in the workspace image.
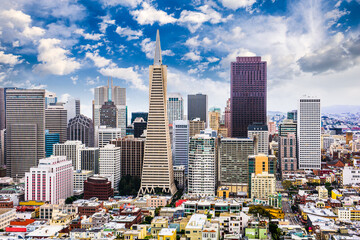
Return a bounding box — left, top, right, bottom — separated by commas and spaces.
53, 140, 85, 170
298, 96, 321, 169
248, 125, 269, 155
343, 166, 360, 185
167, 93, 184, 125
99, 144, 121, 191
95, 126, 122, 148
25, 156, 73, 204
172, 120, 189, 173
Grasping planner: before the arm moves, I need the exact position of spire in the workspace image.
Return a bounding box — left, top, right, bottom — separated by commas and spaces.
154, 29, 162, 65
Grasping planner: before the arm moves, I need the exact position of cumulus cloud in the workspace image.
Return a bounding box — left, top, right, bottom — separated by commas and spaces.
140, 38, 174, 59
99, 15, 115, 33
100, 0, 142, 8
85, 51, 114, 68
70, 75, 78, 85
207, 57, 220, 63
34, 38, 81, 75
130, 2, 176, 25
182, 51, 202, 61
220, 0, 257, 10
116, 26, 143, 40
86, 76, 100, 85
75, 29, 104, 41
0, 51, 24, 66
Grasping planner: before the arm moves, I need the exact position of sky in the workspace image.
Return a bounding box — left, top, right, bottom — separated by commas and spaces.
0, 0, 359, 118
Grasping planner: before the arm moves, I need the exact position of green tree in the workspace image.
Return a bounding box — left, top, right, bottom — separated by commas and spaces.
249, 206, 272, 219
269, 222, 281, 240
118, 175, 141, 196
281, 180, 292, 190
143, 216, 153, 224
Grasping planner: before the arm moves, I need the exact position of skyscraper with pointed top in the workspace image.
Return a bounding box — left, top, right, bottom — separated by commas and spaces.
138, 30, 177, 196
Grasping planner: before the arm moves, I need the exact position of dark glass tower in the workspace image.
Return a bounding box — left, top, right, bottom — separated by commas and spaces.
187, 93, 208, 123
230, 57, 267, 138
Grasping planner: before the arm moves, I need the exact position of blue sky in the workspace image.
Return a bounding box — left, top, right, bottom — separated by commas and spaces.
0, 0, 359, 118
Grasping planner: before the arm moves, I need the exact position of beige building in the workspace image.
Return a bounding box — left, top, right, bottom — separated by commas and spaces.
316, 186, 329, 200
138, 30, 176, 196
45, 105, 67, 143
73, 170, 94, 192
251, 172, 276, 199
0, 209, 16, 229
185, 214, 207, 240
189, 118, 205, 137
209, 110, 220, 131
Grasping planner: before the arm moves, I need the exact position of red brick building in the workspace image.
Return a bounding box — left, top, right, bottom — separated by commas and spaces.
84, 176, 113, 200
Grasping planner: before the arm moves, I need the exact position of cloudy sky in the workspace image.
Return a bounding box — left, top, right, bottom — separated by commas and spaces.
0, 0, 359, 118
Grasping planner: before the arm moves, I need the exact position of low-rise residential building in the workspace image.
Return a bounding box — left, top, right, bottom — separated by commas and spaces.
158, 228, 176, 240
151, 217, 169, 236
0, 209, 16, 230
185, 214, 207, 240
219, 212, 250, 238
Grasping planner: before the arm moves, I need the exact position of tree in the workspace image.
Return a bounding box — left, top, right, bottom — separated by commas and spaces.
281, 180, 292, 190
248, 206, 272, 219
143, 216, 153, 224
118, 175, 141, 196
269, 222, 281, 240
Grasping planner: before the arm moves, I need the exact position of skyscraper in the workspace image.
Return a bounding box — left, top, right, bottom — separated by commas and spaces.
6, 89, 45, 178
67, 114, 94, 147
45, 105, 67, 143
172, 120, 189, 173
209, 107, 221, 131
131, 112, 148, 124
45, 130, 60, 157
53, 140, 85, 170
187, 94, 208, 124
248, 124, 269, 155
100, 101, 117, 128
231, 56, 267, 138
78, 147, 100, 174
0, 88, 5, 130
95, 126, 122, 148
298, 96, 321, 169
138, 30, 177, 196
167, 93, 184, 125
64, 97, 80, 123
99, 144, 121, 191
45, 91, 57, 108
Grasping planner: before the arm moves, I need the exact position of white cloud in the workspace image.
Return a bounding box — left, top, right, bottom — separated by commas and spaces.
60, 93, 71, 102
85, 51, 113, 68
99, 15, 115, 33
100, 0, 142, 8
74, 29, 104, 41
70, 75, 78, 85
86, 76, 100, 85
182, 51, 202, 61
140, 38, 174, 59
116, 26, 143, 40
99, 66, 147, 91
220, 48, 256, 68
34, 38, 81, 75
12, 41, 20, 47
220, 0, 257, 10
0, 51, 23, 66
207, 57, 220, 63
130, 2, 177, 25
80, 42, 103, 51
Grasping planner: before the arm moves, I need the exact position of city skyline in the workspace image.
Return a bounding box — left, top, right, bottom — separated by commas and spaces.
0, 0, 359, 118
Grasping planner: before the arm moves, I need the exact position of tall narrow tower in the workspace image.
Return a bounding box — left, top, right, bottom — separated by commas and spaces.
139, 30, 177, 196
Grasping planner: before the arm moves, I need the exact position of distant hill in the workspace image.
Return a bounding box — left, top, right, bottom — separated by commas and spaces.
322, 105, 360, 114
268, 111, 286, 116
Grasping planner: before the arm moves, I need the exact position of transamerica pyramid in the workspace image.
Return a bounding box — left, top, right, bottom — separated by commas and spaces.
138, 30, 177, 196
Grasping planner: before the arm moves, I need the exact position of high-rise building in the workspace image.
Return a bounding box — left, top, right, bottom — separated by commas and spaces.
93, 85, 109, 127
224, 98, 231, 135
0, 130, 5, 166
189, 118, 205, 137
95, 126, 122, 148
45, 130, 60, 157
279, 133, 297, 173
45, 105, 67, 143
64, 97, 80, 123
287, 110, 297, 121
45, 91, 57, 108
0, 88, 5, 130
167, 93, 184, 125
78, 147, 100, 174
67, 114, 94, 147
133, 118, 147, 138
73, 170, 94, 192
172, 120, 189, 173
100, 101, 117, 128
188, 94, 208, 124
111, 136, 145, 178
25, 156, 73, 204
298, 96, 321, 169
279, 119, 297, 137
173, 165, 185, 190
99, 144, 121, 191
250, 172, 275, 199
131, 112, 148, 124
188, 134, 216, 196
53, 141, 85, 170
218, 138, 254, 186
6, 89, 45, 178
138, 30, 177, 196
84, 176, 113, 200
231, 57, 267, 138
248, 124, 269, 155
209, 107, 221, 132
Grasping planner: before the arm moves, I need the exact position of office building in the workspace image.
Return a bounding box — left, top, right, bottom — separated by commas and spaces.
84, 176, 113, 200
248, 154, 276, 195
64, 97, 80, 122
343, 166, 360, 185
45, 91, 57, 108
93, 84, 109, 127
188, 94, 208, 124
167, 93, 184, 125
45, 130, 60, 157
133, 117, 147, 138
173, 165, 186, 190
0, 130, 5, 166
172, 120, 189, 173
218, 138, 254, 186
188, 134, 216, 196
78, 147, 100, 174
224, 98, 231, 135
73, 170, 94, 192
45, 105, 67, 143
53, 140, 85, 170
248, 124, 269, 155
67, 114, 94, 147
231, 56, 267, 138
298, 96, 321, 169
131, 112, 148, 124
139, 30, 177, 196
0, 88, 5, 130
25, 156, 73, 204
100, 101, 117, 128
111, 136, 145, 178
209, 107, 221, 132
189, 118, 205, 137
95, 126, 122, 148
279, 119, 297, 137
279, 133, 297, 172
287, 110, 297, 121
99, 144, 121, 191
251, 172, 276, 199
6, 89, 45, 178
